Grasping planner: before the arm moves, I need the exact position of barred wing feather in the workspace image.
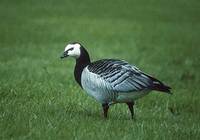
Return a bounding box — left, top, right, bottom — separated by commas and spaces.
87, 59, 153, 93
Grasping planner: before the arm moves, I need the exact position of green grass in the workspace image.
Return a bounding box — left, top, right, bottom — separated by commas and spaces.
0, 0, 200, 139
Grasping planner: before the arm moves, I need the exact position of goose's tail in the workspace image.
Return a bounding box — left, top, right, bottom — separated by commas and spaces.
152, 81, 172, 94
144, 73, 172, 94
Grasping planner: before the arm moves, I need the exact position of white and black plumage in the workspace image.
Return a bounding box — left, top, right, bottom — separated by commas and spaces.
61, 42, 172, 119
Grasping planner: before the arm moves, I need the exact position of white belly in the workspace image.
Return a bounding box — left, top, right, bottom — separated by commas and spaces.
115, 91, 150, 103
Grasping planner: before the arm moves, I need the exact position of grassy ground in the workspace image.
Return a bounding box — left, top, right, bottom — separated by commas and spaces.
0, 0, 200, 139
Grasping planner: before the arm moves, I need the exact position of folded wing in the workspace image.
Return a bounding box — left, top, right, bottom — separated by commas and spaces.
87, 59, 154, 93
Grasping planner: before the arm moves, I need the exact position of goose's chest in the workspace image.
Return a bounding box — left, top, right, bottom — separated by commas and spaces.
81, 68, 112, 103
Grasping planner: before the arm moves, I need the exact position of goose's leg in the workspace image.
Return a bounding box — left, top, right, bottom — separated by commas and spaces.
126, 102, 135, 119
102, 103, 109, 118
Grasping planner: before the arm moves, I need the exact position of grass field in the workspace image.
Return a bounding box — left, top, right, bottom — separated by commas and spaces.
0, 0, 200, 139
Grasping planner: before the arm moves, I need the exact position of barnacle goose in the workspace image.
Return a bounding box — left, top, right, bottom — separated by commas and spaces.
60, 42, 172, 119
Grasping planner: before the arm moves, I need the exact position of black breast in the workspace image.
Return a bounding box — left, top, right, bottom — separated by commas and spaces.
74, 46, 91, 87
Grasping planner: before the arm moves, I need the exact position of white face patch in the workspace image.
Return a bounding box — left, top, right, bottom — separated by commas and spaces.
64, 43, 81, 58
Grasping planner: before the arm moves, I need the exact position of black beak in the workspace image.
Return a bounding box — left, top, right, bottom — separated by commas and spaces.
60, 51, 68, 59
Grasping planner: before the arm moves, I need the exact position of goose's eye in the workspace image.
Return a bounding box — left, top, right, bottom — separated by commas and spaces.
68, 48, 74, 51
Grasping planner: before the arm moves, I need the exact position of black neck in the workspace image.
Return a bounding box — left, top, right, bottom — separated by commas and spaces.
74, 47, 91, 87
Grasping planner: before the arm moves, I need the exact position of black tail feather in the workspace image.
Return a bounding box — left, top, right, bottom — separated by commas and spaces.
143, 73, 172, 94
152, 82, 172, 94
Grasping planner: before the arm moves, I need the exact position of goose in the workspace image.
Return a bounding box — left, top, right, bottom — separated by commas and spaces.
60, 42, 172, 119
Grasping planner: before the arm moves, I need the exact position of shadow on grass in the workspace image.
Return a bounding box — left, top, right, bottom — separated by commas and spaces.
64, 102, 139, 121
